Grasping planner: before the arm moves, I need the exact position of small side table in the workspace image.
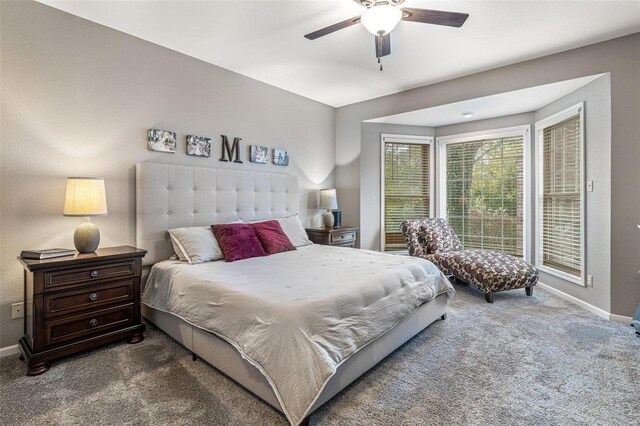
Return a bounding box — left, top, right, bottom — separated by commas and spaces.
305, 226, 359, 248
17, 245, 147, 376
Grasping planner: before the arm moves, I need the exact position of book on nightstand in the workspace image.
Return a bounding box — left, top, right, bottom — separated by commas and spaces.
20, 248, 76, 260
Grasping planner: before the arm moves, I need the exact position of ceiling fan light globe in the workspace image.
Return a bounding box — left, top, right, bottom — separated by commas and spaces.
361, 4, 402, 36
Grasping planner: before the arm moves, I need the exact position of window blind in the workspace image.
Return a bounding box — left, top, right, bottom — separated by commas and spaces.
384, 142, 430, 251
542, 115, 582, 276
445, 136, 524, 257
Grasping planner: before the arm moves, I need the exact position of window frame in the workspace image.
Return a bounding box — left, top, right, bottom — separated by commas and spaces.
380, 134, 434, 252
534, 102, 585, 286
436, 125, 531, 261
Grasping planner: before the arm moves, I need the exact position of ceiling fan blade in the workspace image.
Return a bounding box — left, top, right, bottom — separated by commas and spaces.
304, 15, 362, 40
401, 8, 469, 28
375, 33, 391, 58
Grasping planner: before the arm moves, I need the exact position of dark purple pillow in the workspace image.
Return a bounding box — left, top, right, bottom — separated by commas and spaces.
251, 220, 296, 255
211, 224, 267, 262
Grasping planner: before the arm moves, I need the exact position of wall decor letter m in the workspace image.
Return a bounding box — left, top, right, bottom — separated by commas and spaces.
219, 135, 243, 163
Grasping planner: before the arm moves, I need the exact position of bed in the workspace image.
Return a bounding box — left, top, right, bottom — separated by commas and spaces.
136, 162, 453, 425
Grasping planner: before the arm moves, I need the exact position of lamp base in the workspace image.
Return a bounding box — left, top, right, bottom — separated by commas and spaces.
332, 210, 342, 228
74, 222, 100, 253
322, 211, 335, 228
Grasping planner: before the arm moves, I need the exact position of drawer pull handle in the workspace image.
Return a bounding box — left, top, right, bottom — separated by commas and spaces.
89, 293, 98, 301
89, 319, 98, 327
90, 270, 98, 277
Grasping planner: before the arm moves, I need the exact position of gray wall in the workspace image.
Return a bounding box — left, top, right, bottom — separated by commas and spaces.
336, 34, 640, 316
360, 123, 434, 251
434, 113, 535, 139
534, 75, 612, 312
0, 1, 336, 348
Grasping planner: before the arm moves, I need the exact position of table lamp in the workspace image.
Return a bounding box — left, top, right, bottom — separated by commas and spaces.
319, 189, 338, 228
64, 177, 108, 253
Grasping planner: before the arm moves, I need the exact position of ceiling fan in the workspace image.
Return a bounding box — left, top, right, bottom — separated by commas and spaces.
304, 0, 469, 70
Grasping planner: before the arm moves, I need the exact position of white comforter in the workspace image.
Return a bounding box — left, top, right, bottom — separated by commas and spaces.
142, 245, 454, 425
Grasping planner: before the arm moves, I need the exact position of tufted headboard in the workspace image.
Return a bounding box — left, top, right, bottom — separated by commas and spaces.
136, 162, 299, 265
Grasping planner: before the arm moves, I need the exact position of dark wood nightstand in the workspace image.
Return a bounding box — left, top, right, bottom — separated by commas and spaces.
17, 245, 147, 376
306, 226, 359, 248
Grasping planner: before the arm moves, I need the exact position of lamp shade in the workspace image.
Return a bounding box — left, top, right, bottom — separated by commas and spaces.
63, 177, 108, 217
319, 189, 338, 210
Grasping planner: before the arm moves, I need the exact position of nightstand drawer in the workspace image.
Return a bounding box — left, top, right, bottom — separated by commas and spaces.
44, 279, 134, 319
44, 261, 136, 290
330, 232, 355, 244
44, 303, 134, 348
305, 226, 359, 248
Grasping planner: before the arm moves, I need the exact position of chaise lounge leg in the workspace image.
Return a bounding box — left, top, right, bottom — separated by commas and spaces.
440, 313, 448, 321
485, 293, 494, 304
299, 415, 311, 426
526, 286, 534, 297
192, 352, 197, 361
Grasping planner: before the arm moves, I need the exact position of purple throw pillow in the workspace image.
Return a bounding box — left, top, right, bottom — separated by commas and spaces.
251, 220, 296, 255
211, 224, 267, 262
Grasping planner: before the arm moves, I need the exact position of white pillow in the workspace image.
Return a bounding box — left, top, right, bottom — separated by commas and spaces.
169, 227, 221, 264
277, 214, 313, 247
169, 220, 242, 263
249, 214, 312, 247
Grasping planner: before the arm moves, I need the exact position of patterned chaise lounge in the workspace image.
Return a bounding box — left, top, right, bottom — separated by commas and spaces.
401, 218, 539, 303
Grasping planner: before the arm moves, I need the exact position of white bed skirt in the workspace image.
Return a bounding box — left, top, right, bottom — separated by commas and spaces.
141, 293, 448, 416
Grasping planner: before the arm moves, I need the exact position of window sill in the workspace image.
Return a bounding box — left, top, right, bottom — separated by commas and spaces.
536, 265, 585, 287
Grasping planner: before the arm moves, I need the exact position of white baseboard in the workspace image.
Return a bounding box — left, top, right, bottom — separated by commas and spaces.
609, 313, 634, 324
537, 282, 633, 324
0, 344, 20, 358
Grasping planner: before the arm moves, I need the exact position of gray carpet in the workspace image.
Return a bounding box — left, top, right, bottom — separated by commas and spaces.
1, 285, 638, 425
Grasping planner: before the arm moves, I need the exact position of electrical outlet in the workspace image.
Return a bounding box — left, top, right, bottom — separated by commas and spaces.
11, 302, 24, 319
586, 180, 594, 192
586, 275, 594, 287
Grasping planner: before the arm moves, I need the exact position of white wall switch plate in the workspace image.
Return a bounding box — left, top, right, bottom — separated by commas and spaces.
586, 180, 594, 192
11, 302, 24, 319
586, 275, 594, 287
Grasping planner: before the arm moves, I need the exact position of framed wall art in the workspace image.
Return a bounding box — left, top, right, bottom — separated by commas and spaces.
250, 145, 268, 164
147, 129, 177, 153
273, 148, 289, 166
187, 135, 212, 157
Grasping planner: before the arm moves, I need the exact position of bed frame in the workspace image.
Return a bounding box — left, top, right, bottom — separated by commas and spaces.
136, 162, 448, 424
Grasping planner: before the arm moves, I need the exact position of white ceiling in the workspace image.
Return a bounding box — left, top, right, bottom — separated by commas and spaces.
366, 74, 604, 127
38, 1, 640, 107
